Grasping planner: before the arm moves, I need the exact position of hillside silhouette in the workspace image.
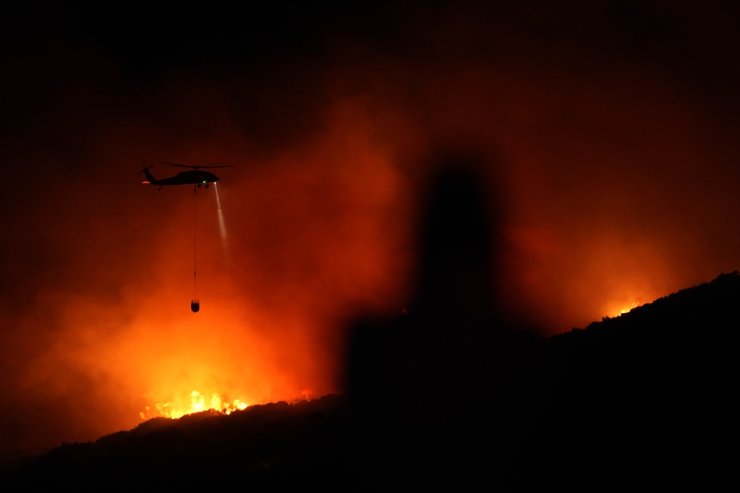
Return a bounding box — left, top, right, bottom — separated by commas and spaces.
517, 269, 739, 491
2, 271, 737, 491
1, 150, 737, 491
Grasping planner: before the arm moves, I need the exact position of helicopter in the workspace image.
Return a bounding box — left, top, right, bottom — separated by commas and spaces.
141, 162, 233, 190
140, 161, 234, 313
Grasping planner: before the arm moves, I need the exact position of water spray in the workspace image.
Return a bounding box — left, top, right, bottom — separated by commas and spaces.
214, 183, 230, 263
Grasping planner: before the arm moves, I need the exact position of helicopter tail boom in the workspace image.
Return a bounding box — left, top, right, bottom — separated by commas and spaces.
141, 166, 161, 186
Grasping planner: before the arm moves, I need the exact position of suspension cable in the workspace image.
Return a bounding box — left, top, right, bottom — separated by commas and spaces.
193, 185, 198, 299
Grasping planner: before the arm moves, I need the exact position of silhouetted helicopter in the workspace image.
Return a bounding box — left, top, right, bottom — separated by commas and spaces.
141, 162, 233, 190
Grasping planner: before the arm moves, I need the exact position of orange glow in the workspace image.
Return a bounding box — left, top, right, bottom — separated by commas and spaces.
619, 303, 638, 315
139, 390, 248, 420
605, 300, 642, 318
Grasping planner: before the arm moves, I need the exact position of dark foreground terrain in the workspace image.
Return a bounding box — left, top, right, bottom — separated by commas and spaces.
2, 271, 737, 491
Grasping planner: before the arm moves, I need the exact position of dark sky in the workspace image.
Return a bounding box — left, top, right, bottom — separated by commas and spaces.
1, 1, 739, 457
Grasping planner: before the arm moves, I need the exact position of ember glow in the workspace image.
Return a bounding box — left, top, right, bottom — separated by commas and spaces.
619, 303, 639, 316
605, 300, 642, 318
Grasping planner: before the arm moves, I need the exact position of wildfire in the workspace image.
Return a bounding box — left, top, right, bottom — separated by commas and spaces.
619, 302, 639, 315
602, 299, 642, 319
140, 390, 249, 420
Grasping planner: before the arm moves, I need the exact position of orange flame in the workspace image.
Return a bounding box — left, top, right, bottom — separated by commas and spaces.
602, 298, 643, 319
140, 390, 249, 420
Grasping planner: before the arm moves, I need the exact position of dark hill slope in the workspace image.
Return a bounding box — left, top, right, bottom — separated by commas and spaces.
514, 270, 740, 490
2, 272, 738, 491
1, 395, 353, 491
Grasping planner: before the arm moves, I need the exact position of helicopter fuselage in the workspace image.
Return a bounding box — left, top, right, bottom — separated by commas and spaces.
143, 169, 221, 189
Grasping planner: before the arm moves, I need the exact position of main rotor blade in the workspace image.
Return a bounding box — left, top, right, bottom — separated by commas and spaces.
159, 161, 234, 169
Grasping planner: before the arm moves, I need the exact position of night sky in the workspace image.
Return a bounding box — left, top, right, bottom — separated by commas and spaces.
1, 1, 739, 458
